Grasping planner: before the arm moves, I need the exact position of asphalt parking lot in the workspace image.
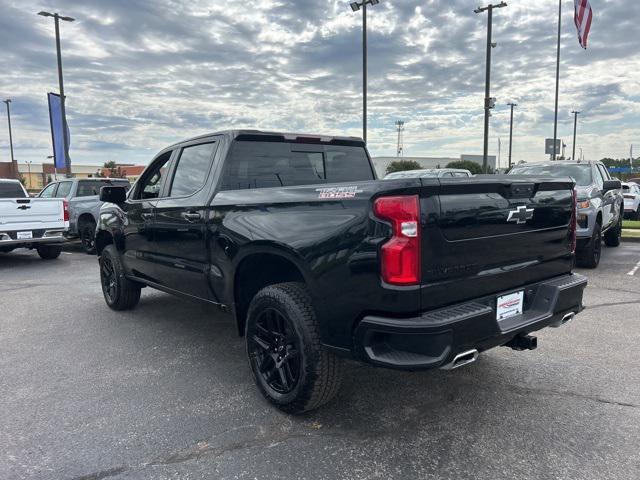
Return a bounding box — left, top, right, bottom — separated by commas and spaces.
2, 243, 639, 480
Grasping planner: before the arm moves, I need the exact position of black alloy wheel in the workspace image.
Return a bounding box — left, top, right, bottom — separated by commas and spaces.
100, 255, 117, 304
249, 308, 301, 394
81, 223, 97, 254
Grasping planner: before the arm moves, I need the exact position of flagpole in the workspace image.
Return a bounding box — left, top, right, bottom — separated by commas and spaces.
552, 0, 562, 161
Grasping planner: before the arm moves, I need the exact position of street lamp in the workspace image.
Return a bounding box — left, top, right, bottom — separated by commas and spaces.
3, 99, 16, 179
507, 102, 517, 169
38, 10, 75, 177
349, 0, 380, 144
474, 2, 507, 173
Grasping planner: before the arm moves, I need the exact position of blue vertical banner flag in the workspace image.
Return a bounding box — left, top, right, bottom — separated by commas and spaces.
47, 92, 70, 170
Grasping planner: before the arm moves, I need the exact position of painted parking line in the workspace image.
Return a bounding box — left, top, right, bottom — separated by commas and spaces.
628, 259, 640, 277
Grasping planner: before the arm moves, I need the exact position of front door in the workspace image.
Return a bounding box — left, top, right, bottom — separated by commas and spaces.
121, 151, 174, 283
153, 140, 219, 300
597, 163, 617, 228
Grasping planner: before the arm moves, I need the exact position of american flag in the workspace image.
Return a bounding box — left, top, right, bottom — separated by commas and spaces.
574, 0, 593, 49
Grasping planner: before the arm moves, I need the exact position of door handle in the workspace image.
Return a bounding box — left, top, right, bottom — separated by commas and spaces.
141, 213, 153, 220
181, 212, 202, 222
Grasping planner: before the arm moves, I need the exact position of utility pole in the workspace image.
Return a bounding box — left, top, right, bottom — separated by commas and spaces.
631, 145, 634, 172
474, 2, 507, 173
349, 0, 380, 144
26, 160, 33, 190
552, 0, 562, 160
507, 102, 517, 169
3, 99, 16, 179
395, 120, 405, 157
571, 110, 580, 161
38, 11, 75, 177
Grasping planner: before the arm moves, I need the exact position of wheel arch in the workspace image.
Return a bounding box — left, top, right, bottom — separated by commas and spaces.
77, 212, 97, 228
232, 245, 313, 337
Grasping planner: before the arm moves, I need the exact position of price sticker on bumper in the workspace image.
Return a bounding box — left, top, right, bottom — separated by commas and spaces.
496, 291, 524, 320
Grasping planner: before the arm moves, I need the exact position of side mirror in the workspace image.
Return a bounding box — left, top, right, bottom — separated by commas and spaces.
100, 185, 127, 204
603, 180, 621, 193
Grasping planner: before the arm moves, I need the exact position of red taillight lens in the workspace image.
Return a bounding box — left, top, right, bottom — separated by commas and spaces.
373, 195, 421, 285
569, 189, 577, 254
63, 199, 69, 222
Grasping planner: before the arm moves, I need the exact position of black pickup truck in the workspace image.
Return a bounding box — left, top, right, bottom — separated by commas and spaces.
96, 130, 587, 413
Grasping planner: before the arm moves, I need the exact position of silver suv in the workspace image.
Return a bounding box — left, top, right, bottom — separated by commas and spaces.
509, 161, 623, 268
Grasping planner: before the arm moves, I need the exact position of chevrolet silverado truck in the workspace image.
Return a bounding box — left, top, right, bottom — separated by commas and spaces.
95, 130, 587, 413
509, 161, 623, 268
38, 177, 131, 254
0, 178, 68, 259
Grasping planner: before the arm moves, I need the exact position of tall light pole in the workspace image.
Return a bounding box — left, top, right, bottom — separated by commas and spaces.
350, 0, 380, 144
571, 110, 580, 161
475, 2, 507, 173
38, 11, 74, 177
507, 102, 517, 169
3, 99, 16, 179
552, 0, 562, 160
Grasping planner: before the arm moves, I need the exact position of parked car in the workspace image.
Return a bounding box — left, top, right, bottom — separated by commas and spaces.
622, 182, 640, 219
95, 130, 586, 413
509, 161, 623, 268
0, 178, 68, 259
39, 178, 130, 253
384, 168, 472, 179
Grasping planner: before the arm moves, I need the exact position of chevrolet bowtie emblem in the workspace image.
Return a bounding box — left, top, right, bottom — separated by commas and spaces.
507, 206, 534, 225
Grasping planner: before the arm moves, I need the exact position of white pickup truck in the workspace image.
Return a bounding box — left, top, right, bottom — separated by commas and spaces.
0, 179, 68, 259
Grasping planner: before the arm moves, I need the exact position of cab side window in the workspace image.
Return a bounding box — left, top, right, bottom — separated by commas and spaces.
135, 152, 173, 200
168, 143, 216, 197
597, 164, 611, 182
39, 183, 57, 198
593, 165, 604, 190
55, 182, 73, 198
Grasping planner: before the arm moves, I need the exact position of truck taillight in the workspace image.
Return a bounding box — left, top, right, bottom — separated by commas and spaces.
373, 195, 421, 285
570, 189, 577, 254
63, 199, 69, 223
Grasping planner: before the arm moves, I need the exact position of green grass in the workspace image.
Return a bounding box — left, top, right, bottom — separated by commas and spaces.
623, 220, 640, 230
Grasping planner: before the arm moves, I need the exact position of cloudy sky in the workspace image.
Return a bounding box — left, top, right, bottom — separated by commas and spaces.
1, 0, 639, 167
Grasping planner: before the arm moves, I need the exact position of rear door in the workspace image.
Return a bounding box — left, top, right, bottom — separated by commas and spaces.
153, 139, 219, 299
420, 176, 575, 310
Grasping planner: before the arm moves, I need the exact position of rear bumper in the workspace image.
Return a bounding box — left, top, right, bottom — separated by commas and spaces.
0, 230, 67, 247
353, 273, 587, 370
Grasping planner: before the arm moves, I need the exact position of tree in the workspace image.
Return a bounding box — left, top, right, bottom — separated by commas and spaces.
386, 160, 422, 175
446, 160, 485, 175
103, 161, 124, 178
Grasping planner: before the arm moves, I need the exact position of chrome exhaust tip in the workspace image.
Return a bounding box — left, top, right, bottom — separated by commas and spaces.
551, 312, 576, 328
441, 349, 479, 370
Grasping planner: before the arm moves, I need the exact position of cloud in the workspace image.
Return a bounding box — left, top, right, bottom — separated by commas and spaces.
0, 0, 638, 168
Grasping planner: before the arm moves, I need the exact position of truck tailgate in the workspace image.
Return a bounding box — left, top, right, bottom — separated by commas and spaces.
0, 198, 66, 232
420, 176, 575, 311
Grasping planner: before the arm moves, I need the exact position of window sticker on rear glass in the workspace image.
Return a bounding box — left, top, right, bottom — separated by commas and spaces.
316, 186, 363, 199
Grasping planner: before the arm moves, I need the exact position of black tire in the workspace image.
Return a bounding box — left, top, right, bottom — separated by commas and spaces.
576, 222, 602, 269
99, 244, 141, 311
246, 282, 343, 414
80, 221, 97, 255
604, 214, 622, 247
36, 245, 62, 260
636, 207, 640, 221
